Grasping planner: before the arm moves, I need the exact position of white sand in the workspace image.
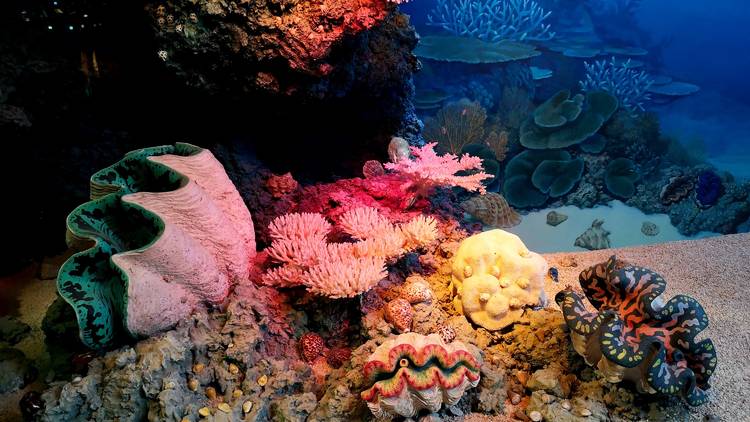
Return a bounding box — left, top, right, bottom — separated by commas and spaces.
505, 200, 718, 253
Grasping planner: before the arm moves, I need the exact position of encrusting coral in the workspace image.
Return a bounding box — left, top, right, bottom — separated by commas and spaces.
450, 230, 548, 331
361, 332, 481, 419
59, 143, 255, 348
555, 256, 717, 406
261, 207, 438, 298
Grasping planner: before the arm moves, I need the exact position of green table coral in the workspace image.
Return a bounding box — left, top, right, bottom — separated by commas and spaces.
520, 90, 618, 149
555, 256, 716, 406
503, 150, 583, 208
605, 157, 639, 198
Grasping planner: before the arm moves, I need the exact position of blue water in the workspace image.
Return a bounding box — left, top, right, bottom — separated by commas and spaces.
401, 0, 750, 180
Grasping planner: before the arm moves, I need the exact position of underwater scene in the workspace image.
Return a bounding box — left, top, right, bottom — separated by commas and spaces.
0, 0, 748, 421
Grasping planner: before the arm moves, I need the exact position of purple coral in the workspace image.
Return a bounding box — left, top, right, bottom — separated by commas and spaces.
695, 170, 723, 209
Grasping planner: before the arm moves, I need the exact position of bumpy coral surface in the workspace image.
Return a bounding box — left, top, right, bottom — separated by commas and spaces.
59, 143, 255, 348
555, 256, 717, 406
450, 230, 548, 330
361, 333, 481, 418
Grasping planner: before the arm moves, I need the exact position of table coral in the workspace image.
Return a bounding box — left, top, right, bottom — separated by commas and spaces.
555, 256, 717, 406
450, 229, 548, 330
361, 332, 481, 418
59, 143, 255, 348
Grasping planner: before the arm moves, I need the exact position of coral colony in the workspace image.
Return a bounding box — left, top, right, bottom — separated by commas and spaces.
580, 57, 655, 111
427, 0, 555, 42
9, 0, 749, 420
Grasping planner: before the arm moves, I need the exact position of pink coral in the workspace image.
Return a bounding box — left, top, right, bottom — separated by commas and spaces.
384, 142, 492, 198
261, 207, 439, 298
266, 172, 299, 198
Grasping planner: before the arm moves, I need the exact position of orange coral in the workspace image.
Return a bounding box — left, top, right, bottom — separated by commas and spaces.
266, 172, 299, 198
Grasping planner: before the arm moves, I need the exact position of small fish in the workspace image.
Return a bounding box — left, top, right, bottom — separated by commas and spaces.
548, 267, 559, 283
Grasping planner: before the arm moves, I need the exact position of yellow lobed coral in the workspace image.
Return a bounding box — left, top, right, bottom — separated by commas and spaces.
450, 230, 548, 330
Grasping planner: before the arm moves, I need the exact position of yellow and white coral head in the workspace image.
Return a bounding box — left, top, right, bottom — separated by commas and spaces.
450, 229, 548, 331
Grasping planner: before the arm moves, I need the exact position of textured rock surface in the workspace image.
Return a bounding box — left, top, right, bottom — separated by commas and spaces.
0, 347, 35, 394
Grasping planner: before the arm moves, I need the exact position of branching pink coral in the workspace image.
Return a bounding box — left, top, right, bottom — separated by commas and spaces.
261, 207, 439, 298
384, 142, 492, 198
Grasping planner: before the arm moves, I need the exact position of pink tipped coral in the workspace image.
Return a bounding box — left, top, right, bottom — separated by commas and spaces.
384, 142, 492, 197
261, 207, 439, 298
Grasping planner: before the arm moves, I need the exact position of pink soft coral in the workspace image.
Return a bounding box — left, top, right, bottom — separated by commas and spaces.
384, 142, 492, 199
261, 207, 439, 298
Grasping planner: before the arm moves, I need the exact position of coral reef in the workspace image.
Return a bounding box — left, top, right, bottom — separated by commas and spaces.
580, 57, 654, 111
427, 0, 555, 42
604, 157, 638, 199
574, 219, 611, 250
361, 332, 481, 418
58, 143, 255, 348
461, 193, 522, 228
461, 143, 502, 187
520, 90, 619, 149
555, 256, 717, 406
261, 207, 438, 298
450, 230, 548, 330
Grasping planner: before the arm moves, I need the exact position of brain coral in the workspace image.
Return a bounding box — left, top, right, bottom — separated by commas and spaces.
555, 256, 716, 406
361, 333, 481, 419
59, 143, 255, 348
451, 230, 548, 330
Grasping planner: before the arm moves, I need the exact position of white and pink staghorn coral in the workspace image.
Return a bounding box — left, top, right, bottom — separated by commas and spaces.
384, 142, 492, 197
262, 207, 438, 298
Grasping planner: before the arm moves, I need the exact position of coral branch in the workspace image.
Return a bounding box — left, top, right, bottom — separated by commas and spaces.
427, 0, 555, 42
580, 57, 654, 111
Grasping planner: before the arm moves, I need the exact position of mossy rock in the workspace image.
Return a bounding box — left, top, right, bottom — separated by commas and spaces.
503, 150, 580, 208
605, 158, 638, 198
520, 91, 618, 150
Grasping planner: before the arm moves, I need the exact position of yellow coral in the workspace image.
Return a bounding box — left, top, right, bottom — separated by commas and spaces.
450, 230, 548, 330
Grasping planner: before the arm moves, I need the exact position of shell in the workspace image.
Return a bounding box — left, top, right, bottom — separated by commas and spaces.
385, 298, 413, 333
400, 276, 433, 304
299, 332, 325, 362
555, 256, 716, 406
361, 333, 481, 419
362, 160, 386, 178
59, 143, 255, 348
659, 174, 693, 205
461, 193, 521, 228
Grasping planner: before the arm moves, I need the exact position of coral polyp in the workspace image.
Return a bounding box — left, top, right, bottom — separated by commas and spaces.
555, 256, 717, 406
361, 333, 481, 418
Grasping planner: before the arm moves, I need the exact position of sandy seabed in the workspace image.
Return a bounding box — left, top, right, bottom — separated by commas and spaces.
2, 235, 749, 421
